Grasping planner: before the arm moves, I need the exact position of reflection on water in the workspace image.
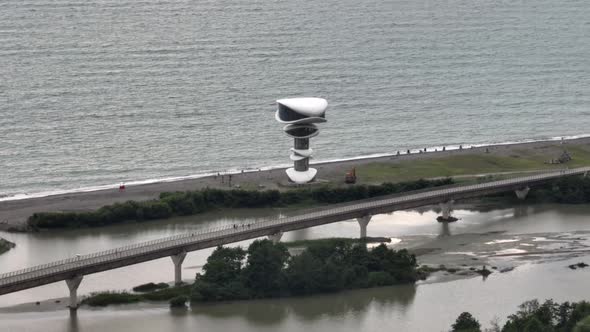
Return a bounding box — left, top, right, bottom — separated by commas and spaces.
439, 222, 452, 237
190, 285, 417, 326
513, 205, 530, 219
68, 309, 79, 332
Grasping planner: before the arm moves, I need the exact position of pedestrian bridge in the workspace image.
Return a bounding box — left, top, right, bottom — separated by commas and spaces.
1, 166, 588, 308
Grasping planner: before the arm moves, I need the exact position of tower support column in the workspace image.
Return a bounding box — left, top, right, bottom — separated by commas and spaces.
437, 200, 457, 222
171, 251, 187, 285
515, 186, 530, 200
357, 215, 372, 238
268, 231, 284, 243
65, 275, 83, 310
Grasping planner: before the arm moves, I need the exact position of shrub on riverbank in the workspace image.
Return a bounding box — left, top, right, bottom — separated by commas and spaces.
132, 282, 169, 292
81, 241, 420, 307
82, 285, 191, 307
169, 295, 188, 308
26, 178, 453, 230
81, 291, 141, 306
450, 299, 590, 332
190, 239, 420, 303
486, 176, 590, 204
0, 238, 15, 255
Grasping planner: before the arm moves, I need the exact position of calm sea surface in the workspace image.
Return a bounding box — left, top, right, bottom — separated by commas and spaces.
1, 0, 589, 197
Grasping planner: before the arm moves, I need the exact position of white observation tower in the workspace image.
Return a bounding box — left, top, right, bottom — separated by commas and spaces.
275, 97, 328, 184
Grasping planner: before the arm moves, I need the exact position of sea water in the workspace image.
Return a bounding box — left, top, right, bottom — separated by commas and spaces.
1, 0, 589, 198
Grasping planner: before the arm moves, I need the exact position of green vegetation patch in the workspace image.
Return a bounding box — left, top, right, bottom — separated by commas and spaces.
83, 239, 427, 307
132, 282, 169, 293
450, 299, 590, 332
357, 154, 562, 184
190, 239, 422, 303
81, 291, 142, 307
0, 238, 15, 255
169, 295, 188, 308
27, 178, 453, 230
82, 285, 192, 307
486, 176, 590, 204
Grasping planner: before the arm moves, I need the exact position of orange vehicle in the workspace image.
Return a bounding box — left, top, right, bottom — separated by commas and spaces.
345, 168, 357, 184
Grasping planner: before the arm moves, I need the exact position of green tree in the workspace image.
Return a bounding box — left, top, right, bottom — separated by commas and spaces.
201, 246, 246, 284
285, 251, 323, 295
523, 317, 550, 332
243, 240, 289, 297
574, 316, 590, 332
451, 312, 481, 332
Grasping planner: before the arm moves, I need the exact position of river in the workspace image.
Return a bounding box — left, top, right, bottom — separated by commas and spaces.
1, 204, 590, 331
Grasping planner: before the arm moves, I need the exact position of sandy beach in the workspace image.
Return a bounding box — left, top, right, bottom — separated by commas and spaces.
1, 136, 588, 231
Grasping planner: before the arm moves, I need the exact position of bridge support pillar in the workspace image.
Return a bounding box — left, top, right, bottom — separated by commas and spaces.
515, 186, 530, 200
438, 200, 456, 222
171, 251, 187, 285
268, 231, 283, 243
65, 275, 83, 310
357, 215, 372, 238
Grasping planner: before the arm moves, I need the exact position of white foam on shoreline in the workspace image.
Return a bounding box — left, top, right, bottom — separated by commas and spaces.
2, 134, 589, 202
485, 239, 520, 245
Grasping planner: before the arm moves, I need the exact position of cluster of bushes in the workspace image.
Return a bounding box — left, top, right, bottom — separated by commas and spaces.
82, 284, 191, 307
190, 239, 422, 302
27, 178, 453, 230
450, 299, 590, 332
132, 282, 169, 292
487, 177, 590, 205
0, 238, 15, 255
528, 177, 590, 204
81, 291, 142, 307
80, 240, 421, 308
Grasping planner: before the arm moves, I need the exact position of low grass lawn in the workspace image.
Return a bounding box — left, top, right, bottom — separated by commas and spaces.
355, 149, 590, 184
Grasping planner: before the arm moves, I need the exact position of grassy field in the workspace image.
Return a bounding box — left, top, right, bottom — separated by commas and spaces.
355, 146, 590, 184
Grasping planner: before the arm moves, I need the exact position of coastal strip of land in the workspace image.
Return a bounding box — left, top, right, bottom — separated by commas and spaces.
1, 137, 589, 231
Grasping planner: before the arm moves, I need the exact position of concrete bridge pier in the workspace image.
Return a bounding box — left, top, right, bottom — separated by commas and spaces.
65, 275, 83, 310
438, 200, 456, 222
171, 251, 187, 285
268, 231, 284, 243
515, 186, 530, 200
357, 215, 372, 238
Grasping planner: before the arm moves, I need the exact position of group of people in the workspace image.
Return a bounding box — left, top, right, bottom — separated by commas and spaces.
233, 223, 253, 229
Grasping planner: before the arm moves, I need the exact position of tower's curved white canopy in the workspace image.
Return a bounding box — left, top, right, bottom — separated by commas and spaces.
276, 97, 328, 117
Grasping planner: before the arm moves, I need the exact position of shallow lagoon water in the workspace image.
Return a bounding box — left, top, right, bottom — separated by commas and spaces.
1, 204, 590, 330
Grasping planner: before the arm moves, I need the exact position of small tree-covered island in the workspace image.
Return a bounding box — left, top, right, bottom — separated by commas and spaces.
83, 239, 424, 307
193, 239, 421, 301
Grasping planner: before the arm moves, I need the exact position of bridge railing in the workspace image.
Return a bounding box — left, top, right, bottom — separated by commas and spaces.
1, 167, 588, 285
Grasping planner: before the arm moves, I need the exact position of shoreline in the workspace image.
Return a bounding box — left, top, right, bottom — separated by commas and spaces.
1, 136, 589, 231
2, 134, 588, 204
